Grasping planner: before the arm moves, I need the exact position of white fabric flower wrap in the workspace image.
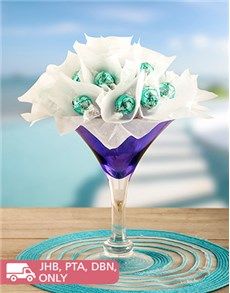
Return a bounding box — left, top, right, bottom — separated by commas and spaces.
19, 35, 216, 148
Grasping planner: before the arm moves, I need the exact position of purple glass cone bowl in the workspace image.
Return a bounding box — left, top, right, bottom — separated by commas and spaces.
76, 120, 172, 179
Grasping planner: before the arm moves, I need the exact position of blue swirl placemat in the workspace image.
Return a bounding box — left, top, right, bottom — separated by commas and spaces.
17, 230, 229, 293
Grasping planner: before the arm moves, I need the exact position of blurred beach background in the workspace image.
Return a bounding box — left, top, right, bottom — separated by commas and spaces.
1, 1, 228, 208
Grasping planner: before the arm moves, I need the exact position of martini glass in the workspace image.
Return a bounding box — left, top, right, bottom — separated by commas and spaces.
76, 120, 172, 274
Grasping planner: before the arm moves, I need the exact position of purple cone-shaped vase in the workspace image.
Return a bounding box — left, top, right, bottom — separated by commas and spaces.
76, 120, 172, 179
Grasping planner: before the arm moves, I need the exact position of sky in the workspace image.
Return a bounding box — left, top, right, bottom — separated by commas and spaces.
2, 1, 228, 83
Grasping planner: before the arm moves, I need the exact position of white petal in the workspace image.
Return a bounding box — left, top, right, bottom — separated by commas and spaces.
56, 51, 80, 77
170, 103, 212, 119
21, 103, 50, 123
55, 116, 82, 134
84, 35, 132, 53
196, 89, 217, 101
120, 59, 137, 82
160, 71, 179, 83
18, 73, 55, 103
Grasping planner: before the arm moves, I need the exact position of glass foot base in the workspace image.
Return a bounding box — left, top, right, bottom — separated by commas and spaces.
86, 251, 154, 274
17, 230, 229, 292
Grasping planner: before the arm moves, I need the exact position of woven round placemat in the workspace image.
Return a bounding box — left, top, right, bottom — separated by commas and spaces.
17, 230, 229, 293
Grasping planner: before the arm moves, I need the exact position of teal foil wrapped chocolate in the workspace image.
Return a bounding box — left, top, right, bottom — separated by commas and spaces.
94, 70, 116, 88
72, 71, 80, 82
72, 95, 93, 115
159, 82, 175, 99
141, 86, 159, 109
140, 62, 154, 75
115, 94, 136, 115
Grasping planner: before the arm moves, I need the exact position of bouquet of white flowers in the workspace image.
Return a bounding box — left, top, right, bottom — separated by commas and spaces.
19, 35, 216, 148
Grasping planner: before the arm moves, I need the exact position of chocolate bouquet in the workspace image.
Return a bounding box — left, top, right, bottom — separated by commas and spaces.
19, 36, 216, 148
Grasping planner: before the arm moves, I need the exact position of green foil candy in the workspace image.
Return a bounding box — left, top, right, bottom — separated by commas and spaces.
159, 82, 175, 99
140, 62, 154, 75
94, 70, 116, 87
72, 95, 93, 115
72, 71, 80, 82
115, 94, 136, 115
141, 86, 159, 109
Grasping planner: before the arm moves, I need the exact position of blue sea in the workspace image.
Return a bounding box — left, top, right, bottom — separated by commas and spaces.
2, 76, 105, 207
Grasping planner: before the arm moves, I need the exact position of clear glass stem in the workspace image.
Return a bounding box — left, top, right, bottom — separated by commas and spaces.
103, 175, 134, 257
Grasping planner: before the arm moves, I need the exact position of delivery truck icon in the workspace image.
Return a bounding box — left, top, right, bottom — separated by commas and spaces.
6, 263, 36, 282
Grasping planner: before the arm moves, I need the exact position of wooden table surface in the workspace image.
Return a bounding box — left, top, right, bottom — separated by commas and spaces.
0, 208, 229, 292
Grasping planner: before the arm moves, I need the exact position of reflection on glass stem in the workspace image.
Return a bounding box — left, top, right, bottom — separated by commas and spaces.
103, 175, 134, 256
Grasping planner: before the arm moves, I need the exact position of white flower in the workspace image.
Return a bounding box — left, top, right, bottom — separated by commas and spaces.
19, 66, 102, 133
18, 35, 217, 140
138, 69, 217, 121
47, 51, 92, 84
18, 72, 55, 123
132, 42, 176, 80
97, 78, 139, 123
76, 35, 132, 65
73, 36, 136, 91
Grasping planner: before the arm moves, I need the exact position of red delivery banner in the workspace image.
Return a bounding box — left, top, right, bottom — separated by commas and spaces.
0, 260, 119, 285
